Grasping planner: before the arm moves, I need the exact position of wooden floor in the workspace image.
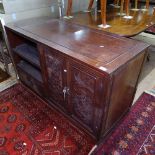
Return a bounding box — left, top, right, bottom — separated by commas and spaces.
64, 6, 155, 37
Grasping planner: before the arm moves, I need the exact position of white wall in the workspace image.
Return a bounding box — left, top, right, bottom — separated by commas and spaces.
3, 0, 90, 14
3, 0, 57, 13
1, 0, 58, 23
63, 0, 91, 13
1, 0, 91, 23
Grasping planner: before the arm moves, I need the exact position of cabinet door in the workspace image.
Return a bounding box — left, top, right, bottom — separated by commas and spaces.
43, 47, 67, 110
67, 61, 105, 136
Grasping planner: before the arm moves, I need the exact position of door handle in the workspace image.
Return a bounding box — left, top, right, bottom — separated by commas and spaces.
63, 87, 69, 100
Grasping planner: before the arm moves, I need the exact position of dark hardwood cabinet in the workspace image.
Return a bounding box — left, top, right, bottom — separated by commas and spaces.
5, 18, 149, 140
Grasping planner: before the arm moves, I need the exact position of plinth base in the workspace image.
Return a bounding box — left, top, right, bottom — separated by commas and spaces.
123, 15, 133, 19
98, 24, 111, 29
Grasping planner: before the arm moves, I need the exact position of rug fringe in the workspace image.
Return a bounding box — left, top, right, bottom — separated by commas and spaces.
88, 145, 98, 155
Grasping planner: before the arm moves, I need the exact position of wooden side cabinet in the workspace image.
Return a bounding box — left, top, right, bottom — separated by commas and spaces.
5, 18, 149, 140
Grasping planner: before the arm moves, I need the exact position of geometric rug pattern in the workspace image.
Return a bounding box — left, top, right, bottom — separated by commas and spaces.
0, 84, 95, 155
93, 93, 155, 155
138, 125, 155, 154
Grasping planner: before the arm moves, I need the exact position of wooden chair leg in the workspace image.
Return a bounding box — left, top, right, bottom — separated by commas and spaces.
114, 0, 117, 5
123, 0, 133, 19
66, 0, 73, 17
125, 0, 130, 16
131, 0, 139, 11
146, 0, 150, 10
101, 0, 107, 25
98, 0, 111, 28
120, 0, 124, 14
135, 0, 138, 9
153, 7, 155, 15
88, 0, 95, 11
116, 0, 120, 6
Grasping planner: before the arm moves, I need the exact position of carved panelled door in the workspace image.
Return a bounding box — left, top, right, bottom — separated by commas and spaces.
67, 60, 105, 136
43, 47, 67, 110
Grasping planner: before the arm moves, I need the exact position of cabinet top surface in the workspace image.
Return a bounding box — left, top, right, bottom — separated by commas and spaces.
6, 17, 149, 74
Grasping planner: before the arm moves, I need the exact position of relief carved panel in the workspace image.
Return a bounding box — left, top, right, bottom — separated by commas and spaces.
71, 67, 96, 127
45, 50, 65, 105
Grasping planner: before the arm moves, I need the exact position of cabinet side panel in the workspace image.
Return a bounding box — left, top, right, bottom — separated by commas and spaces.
104, 51, 146, 133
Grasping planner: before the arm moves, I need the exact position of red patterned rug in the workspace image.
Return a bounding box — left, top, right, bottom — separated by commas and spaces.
145, 25, 155, 35
93, 93, 155, 155
0, 84, 95, 155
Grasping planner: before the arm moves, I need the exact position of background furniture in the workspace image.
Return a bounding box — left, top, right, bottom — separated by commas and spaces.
139, 0, 155, 4
63, 0, 155, 37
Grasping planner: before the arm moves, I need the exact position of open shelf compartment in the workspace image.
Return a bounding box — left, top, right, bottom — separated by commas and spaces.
13, 43, 40, 68
17, 60, 42, 83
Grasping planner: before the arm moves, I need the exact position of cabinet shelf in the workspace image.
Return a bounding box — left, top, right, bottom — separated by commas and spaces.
17, 60, 42, 83
13, 44, 40, 68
